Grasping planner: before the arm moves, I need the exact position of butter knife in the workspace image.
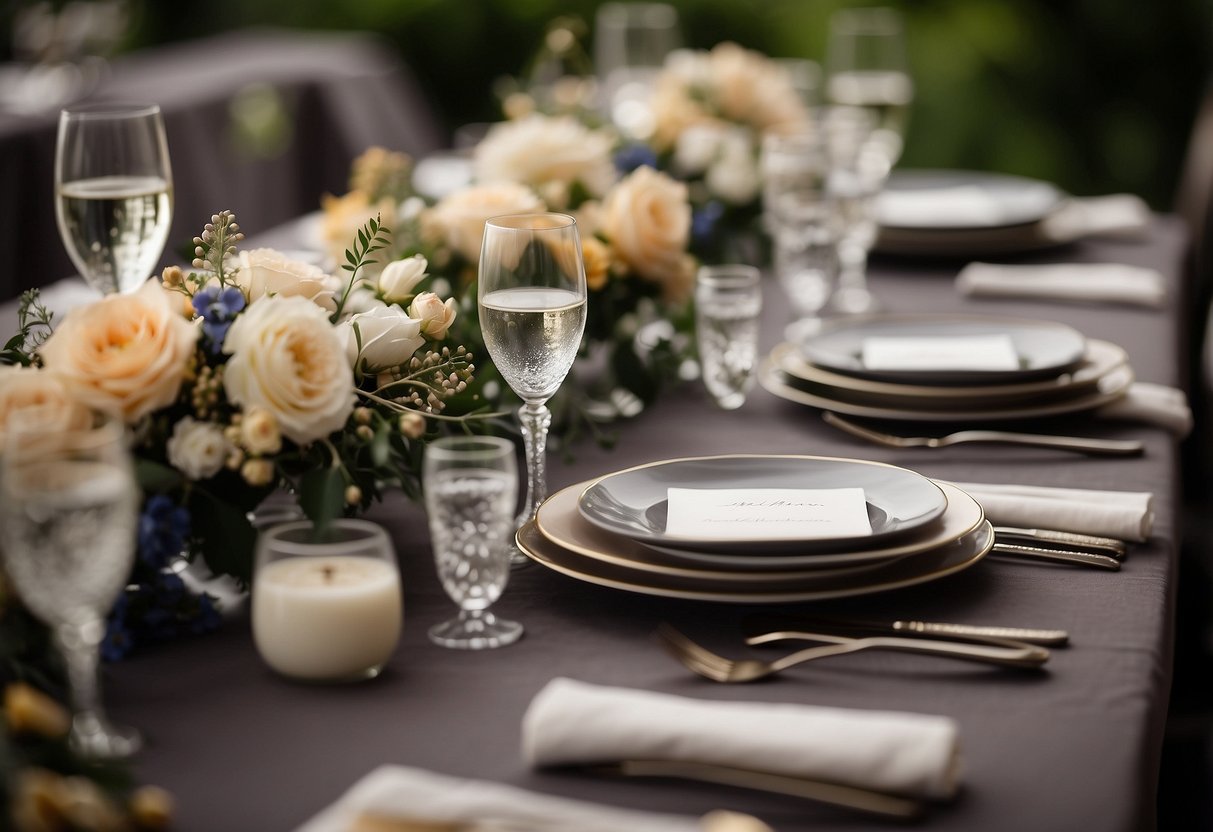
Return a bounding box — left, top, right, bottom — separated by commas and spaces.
742, 613, 1068, 646
992, 541, 1121, 570
994, 526, 1127, 559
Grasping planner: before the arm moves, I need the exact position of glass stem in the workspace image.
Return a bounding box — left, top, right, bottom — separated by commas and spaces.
56, 618, 106, 746
516, 401, 552, 526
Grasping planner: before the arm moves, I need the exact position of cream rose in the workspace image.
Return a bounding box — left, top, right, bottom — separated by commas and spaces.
241, 406, 282, 455
339, 304, 425, 371
423, 183, 545, 262
0, 366, 92, 448
408, 292, 458, 339
378, 254, 428, 304
474, 115, 617, 201
222, 296, 354, 445
320, 190, 399, 273
235, 248, 342, 312
39, 281, 199, 423
166, 417, 230, 481
600, 166, 695, 302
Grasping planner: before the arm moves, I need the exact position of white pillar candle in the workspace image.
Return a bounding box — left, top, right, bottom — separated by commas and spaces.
252, 555, 402, 682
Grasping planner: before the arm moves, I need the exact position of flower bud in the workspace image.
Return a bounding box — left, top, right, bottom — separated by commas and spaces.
241, 458, 275, 487
4, 682, 69, 739
398, 412, 426, 439
344, 485, 363, 506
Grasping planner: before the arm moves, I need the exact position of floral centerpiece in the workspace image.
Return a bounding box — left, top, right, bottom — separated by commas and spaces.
0, 211, 481, 657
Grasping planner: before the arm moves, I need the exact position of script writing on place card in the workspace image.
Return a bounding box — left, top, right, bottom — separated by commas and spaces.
664, 487, 872, 540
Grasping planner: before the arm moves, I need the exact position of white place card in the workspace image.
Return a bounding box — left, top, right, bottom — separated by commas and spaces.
861, 334, 1020, 372
665, 487, 872, 540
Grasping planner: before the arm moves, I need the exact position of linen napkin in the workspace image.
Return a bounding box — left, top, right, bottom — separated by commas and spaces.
1041, 194, 1152, 242
1096, 381, 1193, 437
950, 482, 1154, 542
522, 677, 962, 800
955, 262, 1166, 309
294, 764, 703, 832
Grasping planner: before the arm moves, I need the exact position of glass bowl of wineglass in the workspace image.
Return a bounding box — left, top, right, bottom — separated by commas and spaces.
54, 102, 173, 295
477, 213, 588, 563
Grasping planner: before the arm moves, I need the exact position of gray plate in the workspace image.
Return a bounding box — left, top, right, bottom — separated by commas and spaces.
877, 169, 1065, 231
577, 455, 947, 555
797, 314, 1088, 385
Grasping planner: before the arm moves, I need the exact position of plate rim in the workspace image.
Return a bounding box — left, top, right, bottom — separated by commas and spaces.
877, 168, 1067, 232
517, 518, 994, 603
576, 453, 949, 552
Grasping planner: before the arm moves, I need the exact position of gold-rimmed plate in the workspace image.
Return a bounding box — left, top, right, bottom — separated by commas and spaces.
517, 518, 994, 603
543, 480, 981, 574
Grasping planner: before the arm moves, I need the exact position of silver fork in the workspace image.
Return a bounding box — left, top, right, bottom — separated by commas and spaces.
822, 411, 1144, 456
655, 624, 1049, 684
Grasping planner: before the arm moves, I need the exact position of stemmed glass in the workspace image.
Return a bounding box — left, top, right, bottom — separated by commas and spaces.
55, 103, 173, 295
824, 8, 913, 315
0, 415, 142, 758
478, 213, 588, 564
424, 436, 523, 649
594, 2, 681, 140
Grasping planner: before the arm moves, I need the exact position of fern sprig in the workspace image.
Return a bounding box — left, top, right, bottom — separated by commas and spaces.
332, 214, 391, 322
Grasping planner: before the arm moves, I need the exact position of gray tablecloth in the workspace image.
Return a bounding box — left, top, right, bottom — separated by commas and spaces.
0, 28, 441, 302
104, 221, 1184, 832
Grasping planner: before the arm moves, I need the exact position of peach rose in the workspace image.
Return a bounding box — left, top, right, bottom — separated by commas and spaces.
600, 167, 695, 302
39, 281, 199, 423
241, 406, 282, 456
581, 237, 613, 292
235, 248, 342, 312
474, 115, 617, 201
222, 296, 354, 445
423, 183, 544, 263
0, 366, 93, 448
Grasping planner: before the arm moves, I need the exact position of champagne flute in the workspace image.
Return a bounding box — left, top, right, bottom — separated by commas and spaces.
0, 414, 142, 759
478, 213, 588, 563
55, 103, 173, 295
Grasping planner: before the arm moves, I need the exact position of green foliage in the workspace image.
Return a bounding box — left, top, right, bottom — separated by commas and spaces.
0, 291, 54, 367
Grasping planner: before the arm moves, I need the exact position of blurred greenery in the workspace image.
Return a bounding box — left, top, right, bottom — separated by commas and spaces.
5, 0, 1211, 208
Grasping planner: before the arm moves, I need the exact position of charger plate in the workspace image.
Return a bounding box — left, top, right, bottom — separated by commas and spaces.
759, 360, 1135, 423
577, 455, 947, 555
771, 339, 1128, 409
517, 518, 993, 604
543, 480, 980, 573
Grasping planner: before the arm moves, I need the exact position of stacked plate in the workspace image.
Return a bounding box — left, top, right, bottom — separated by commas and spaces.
515, 455, 994, 603
760, 314, 1134, 422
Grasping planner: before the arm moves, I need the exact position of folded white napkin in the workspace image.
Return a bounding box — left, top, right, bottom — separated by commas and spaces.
1097, 381, 1193, 437
955, 262, 1167, 308
951, 482, 1154, 542
294, 764, 703, 832
1041, 194, 1152, 241
523, 678, 962, 800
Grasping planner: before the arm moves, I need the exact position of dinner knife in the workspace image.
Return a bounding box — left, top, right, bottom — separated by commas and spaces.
993, 526, 1127, 559
741, 613, 1069, 646
991, 541, 1121, 570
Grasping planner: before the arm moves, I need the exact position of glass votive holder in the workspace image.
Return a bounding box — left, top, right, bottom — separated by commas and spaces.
694, 264, 763, 410
252, 518, 403, 683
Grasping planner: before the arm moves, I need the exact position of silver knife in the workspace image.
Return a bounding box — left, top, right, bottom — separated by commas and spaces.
992, 542, 1121, 570
994, 526, 1127, 559
742, 613, 1069, 646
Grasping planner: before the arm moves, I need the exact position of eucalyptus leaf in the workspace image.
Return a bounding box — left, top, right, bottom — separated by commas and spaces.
300, 467, 345, 533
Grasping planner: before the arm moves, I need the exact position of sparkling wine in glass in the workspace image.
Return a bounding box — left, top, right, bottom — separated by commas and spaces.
55, 103, 173, 295
0, 415, 142, 759
478, 213, 588, 563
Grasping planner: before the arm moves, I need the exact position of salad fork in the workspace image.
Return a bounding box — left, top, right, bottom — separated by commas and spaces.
656, 624, 1049, 684
822, 411, 1144, 456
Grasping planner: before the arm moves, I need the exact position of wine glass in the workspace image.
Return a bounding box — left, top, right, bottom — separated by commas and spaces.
0, 414, 142, 759
594, 2, 681, 140
423, 436, 523, 649
54, 103, 173, 295
478, 213, 588, 564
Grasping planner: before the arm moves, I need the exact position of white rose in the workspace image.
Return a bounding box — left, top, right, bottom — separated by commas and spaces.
378, 254, 428, 304
340, 304, 425, 371
166, 417, 231, 481
601, 166, 695, 302
673, 124, 727, 176
236, 248, 342, 312
342, 286, 386, 316
0, 366, 92, 448
705, 130, 761, 205
408, 292, 458, 339
222, 296, 355, 445
424, 183, 545, 262
39, 281, 199, 424
474, 115, 617, 199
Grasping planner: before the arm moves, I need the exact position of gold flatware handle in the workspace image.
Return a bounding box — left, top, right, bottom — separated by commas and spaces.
595, 760, 925, 821
747, 631, 1050, 667
743, 613, 1069, 646
992, 542, 1121, 570
993, 526, 1127, 558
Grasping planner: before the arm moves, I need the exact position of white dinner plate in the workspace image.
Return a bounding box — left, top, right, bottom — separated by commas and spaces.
796, 314, 1088, 385
876, 169, 1066, 231
517, 517, 994, 604
759, 359, 1134, 423
577, 455, 947, 555
771, 339, 1128, 410
544, 479, 981, 573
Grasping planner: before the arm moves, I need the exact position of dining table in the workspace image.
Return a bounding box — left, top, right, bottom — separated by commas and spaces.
92, 212, 1187, 832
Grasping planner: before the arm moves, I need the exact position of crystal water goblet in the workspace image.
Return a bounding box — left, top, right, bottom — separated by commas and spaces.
695, 264, 763, 410
55, 102, 173, 295
478, 213, 588, 564
424, 435, 523, 649
594, 2, 681, 140
0, 414, 141, 759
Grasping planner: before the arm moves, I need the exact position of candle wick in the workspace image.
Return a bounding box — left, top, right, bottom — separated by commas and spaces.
322, 565, 334, 583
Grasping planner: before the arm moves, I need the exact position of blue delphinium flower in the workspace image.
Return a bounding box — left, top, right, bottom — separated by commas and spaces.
692, 201, 726, 245
192, 286, 246, 352
614, 144, 658, 174
138, 495, 190, 570
102, 594, 133, 662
